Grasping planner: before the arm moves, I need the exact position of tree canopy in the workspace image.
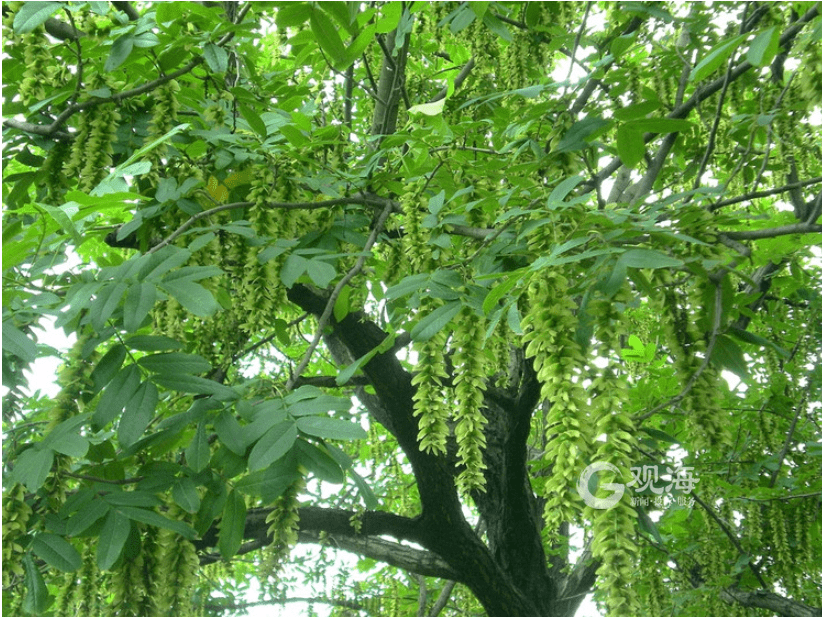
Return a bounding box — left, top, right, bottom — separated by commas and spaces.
3, 2, 822, 616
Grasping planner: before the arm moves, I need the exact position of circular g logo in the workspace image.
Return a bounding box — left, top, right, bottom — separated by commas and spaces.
577, 462, 624, 509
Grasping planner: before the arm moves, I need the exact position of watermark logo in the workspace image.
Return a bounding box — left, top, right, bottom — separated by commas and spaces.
577, 463, 699, 509
576, 462, 624, 509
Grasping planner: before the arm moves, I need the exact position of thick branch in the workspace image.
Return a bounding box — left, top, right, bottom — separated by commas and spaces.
44, 17, 84, 40
4, 57, 205, 137
589, 6, 819, 192
709, 175, 822, 211
720, 590, 822, 617
285, 284, 540, 617
147, 195, 391, 253
299, 530, 458, 580
111, 1, 140, 21
722, 223, 822, 241
430, 58, 476, 103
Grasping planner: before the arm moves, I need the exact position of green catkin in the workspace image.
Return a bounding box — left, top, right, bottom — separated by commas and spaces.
145, 79, 181, 185
74, 88, 121, 192
264, 474, 306, 575
522, 270, 589, 533
2, 484, 32, 587
108, 552, 149, 617
42, 139, 71, 205
452, 304, 488, 493
402, 180, 453, 454
411, 323, 450, 454
19, 31, 51, 104
74, 544, 100, 615
154, 513, 199, 616
587, 292, 640, 617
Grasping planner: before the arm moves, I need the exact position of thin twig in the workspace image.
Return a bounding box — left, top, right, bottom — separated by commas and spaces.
64, 8, 84, 105
565, 2, 591, 86
768, 391, 807, 489
722, 222, 822, 241
148, 195, 391, 253
232, 314, 308, 363
285, 202, 394, 391
692, 28, 739, 189
430, 58, 476, 103
690, 491, 770, 589
637, 280, 724, 422
709, 175, 822, 211
64, 472, 144, 485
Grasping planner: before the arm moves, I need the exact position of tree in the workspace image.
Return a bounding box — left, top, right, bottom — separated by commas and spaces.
2, 1, 822, 616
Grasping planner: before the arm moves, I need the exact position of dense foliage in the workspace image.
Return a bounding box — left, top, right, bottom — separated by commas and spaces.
3, 2, 822, 616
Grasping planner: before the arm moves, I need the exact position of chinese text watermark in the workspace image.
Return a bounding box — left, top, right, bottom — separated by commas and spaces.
577, 463, 699, 509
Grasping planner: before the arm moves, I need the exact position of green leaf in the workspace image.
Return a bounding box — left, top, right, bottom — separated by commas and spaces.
548, 175, 585, 203
619, 249, 684, 269
343, 23, 376, 65
126, 335, 183, 351
280, 254, 308, 288
482, 11, 512, 41
248, 421, 298, 471
117, 506, 197, 539
295, 440, 344, 483
350, 468, 379, 509
386, 273, 429, 300
97, 511, 131, 570
408, 99, 446, 116
215, 410, 248, 456
103, 491, 162, 508
235, 462, 299, 501
12, 447, 54, 493
118, 381, 158, 447
612, 101, 661, 121
482, 271, 526, 315
203, 42, 228, 73
172, 477, 201, 513
23, 553, 49, 614
153, 373, 236, 399
276, 3, 311, 28
311, 10, 347, 67
289, 394, 352, 416
138, 352, 211, 374
93, 364, 142, 428
90, 345, 127, 394
375, 1, 402, 33
690, 33, 747, 82
160, 279, 219, 317
240, 104, 267, 137
90, 281, 128, 331
123, 281, 156, 332
553, 117, 610, 153
13, 2, 61, 34
186, 421, 211, 472
49, 432, 89, 458
625, 118, 693, 134
2, 322, 38, 362
31, 534, 82, 572
307, 259, 336, 287
712, 334, 750, 380
67, 499, 110, 537
617, 125, 644, 168
320, 1, 357, 34
728, 327, 789, 358
296, 416, 367, 441
41, 203, 83, 246
106, 34, 135, 72
747, 27, 779, 67
218, 489, 247, 559
410, 301, 461, 342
